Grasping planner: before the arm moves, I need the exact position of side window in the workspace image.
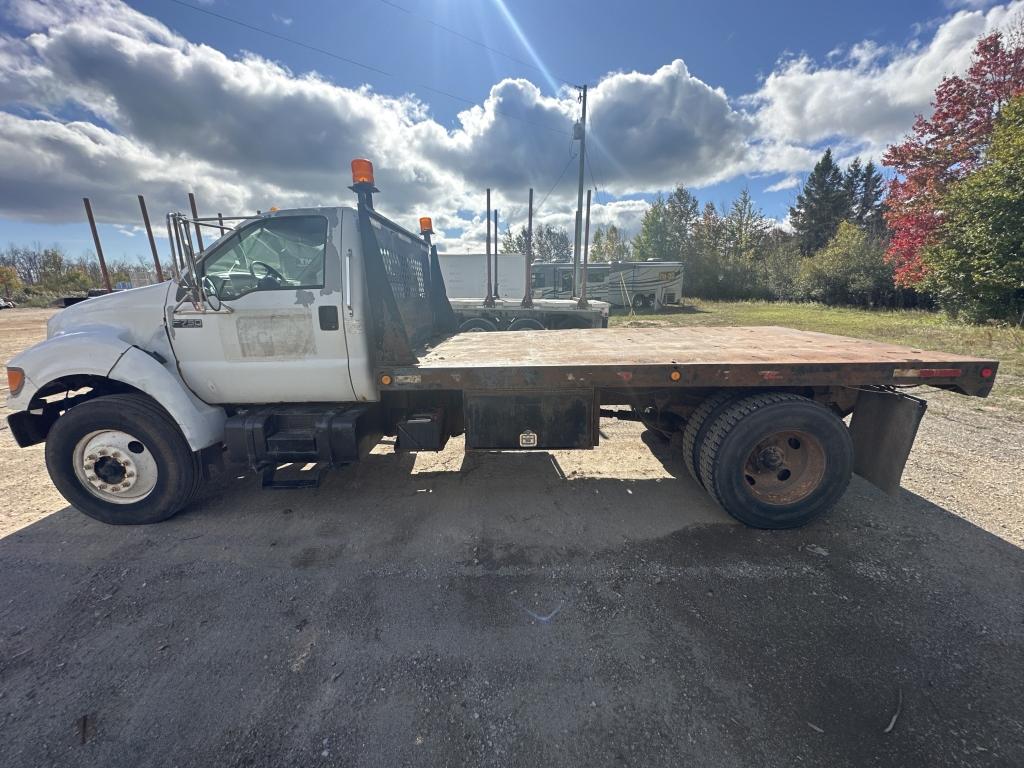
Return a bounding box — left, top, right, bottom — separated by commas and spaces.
200, 216, 327, 300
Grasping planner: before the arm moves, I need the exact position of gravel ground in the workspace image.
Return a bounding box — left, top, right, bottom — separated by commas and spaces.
1, 307, 1022, 767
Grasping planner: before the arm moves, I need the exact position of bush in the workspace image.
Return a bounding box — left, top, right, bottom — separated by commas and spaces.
798, 222, 895, 307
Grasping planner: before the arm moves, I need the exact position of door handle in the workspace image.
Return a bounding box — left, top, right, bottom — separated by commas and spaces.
344, 248, 352, 311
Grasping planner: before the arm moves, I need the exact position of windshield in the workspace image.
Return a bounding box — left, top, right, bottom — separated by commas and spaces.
194, 215, 327, 300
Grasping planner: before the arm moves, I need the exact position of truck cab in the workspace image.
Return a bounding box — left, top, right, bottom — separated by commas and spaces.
169, 207, 374, 404
5, 161, 454, 524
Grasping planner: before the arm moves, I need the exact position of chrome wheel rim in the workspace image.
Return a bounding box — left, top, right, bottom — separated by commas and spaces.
72, 430, 158, 504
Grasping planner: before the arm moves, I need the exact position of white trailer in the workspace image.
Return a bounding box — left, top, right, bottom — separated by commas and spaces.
531, 261, 684, 310
437, 252, 608, 331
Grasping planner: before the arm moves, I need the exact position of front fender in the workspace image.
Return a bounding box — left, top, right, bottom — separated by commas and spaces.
6, 330, 131, 412
108, 347, 225, 450
7, 332, 225, 452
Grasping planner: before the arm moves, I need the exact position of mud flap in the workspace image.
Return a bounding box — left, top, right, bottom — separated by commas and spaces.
849, 389, 927, 495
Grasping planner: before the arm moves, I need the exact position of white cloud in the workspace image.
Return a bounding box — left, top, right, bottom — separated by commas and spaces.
745, 1, 1023, 153
0, 0, 1021, 253
271, 14, 293, 26
765, 175, 801, 193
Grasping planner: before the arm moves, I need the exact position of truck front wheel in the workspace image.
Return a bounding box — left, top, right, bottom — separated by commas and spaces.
698, 393, 853, 529
44, 394, 203, 525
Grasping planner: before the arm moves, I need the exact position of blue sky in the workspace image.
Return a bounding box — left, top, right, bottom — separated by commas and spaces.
0, 0, 1020, 261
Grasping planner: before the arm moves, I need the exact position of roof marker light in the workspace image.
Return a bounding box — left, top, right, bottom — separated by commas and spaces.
351, 158, 374, 186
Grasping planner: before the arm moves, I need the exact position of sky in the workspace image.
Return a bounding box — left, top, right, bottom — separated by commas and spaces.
0, 0, 1021, 262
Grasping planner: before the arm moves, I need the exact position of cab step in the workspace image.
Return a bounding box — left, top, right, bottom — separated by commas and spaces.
225, 405, 382, 488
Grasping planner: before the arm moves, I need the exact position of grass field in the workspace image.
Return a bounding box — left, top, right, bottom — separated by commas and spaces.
610, 298, 1024, 414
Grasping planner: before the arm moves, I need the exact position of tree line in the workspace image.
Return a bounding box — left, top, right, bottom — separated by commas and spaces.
502, 151, 900, 309
0, 245, 164, 305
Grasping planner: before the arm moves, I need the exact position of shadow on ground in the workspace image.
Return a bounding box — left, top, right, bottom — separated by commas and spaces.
0, 431, 1021, 768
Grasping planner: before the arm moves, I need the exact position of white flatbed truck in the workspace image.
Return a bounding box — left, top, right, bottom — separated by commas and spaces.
5, 160, 999, 529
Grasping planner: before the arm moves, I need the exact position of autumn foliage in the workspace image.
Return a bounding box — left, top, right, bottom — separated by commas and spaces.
882, 31, 1024, 287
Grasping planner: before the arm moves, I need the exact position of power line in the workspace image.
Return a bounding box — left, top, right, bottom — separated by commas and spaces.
372, 0, 576, 87
585, 143, 608, 205
163, 0, 571, 137
534, 153, 576, 219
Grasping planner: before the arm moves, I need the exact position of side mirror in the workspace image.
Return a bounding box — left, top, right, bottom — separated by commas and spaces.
202, 276, 223, 311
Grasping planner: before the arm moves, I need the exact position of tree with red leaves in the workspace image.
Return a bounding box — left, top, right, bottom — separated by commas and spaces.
883, 30, 1024, 287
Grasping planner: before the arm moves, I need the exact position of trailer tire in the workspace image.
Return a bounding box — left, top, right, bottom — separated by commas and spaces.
459, 318, 498, 333
44, 393, 203, 525
508, 317, 545, 331
698, 393, 853, 529
681, 391, 746, 486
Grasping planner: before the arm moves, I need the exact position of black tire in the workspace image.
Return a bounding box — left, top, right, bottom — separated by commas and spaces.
681, 391, 747, 486
508, 317, 545, 331
458, 317, 498, 333
698, 393, 853, 529
45, 393, 203, 525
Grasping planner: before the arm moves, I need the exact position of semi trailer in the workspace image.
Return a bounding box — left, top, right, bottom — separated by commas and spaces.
5, 160, 999, 529
438, 253, 609, 331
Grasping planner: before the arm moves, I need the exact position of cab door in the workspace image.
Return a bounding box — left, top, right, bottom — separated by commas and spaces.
169, 211, 355, 404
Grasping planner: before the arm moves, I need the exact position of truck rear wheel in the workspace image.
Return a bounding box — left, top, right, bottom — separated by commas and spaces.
698, 393, 853, 529
681, 391, 747, 487
44, 394, 203, 525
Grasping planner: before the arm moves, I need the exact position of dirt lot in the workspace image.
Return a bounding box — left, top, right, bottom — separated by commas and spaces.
1, 307, 1022, 767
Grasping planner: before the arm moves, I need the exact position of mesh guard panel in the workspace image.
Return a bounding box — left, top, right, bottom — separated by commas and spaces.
367, 210, 436, 351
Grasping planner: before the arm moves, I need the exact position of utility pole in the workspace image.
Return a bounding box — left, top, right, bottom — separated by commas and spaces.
572, 84, 588, 297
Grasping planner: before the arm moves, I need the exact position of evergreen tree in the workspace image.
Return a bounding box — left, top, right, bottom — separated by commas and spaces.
722, 189, 772, 297
665, 185, 700, 251
632, 195, 675, 261
789, 148, 849, 255
857, 161, 886, 236
842, 157, 863, 218
691, 202, 725, 296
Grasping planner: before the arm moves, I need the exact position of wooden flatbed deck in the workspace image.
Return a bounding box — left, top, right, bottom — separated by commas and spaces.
378, 326, 997, 396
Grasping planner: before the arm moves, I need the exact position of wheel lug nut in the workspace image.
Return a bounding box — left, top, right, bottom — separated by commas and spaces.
112, 451, 121, 459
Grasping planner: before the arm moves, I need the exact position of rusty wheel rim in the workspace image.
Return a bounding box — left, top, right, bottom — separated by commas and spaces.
741, 430, 826, 506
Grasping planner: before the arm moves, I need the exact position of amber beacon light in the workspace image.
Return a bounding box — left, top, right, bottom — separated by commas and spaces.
419, 217, 433, 234
351, 158, 375, 185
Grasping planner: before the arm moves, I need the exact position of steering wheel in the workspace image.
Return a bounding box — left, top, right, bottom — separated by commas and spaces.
249, 260, 285, 284
201, 275, 224, 310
